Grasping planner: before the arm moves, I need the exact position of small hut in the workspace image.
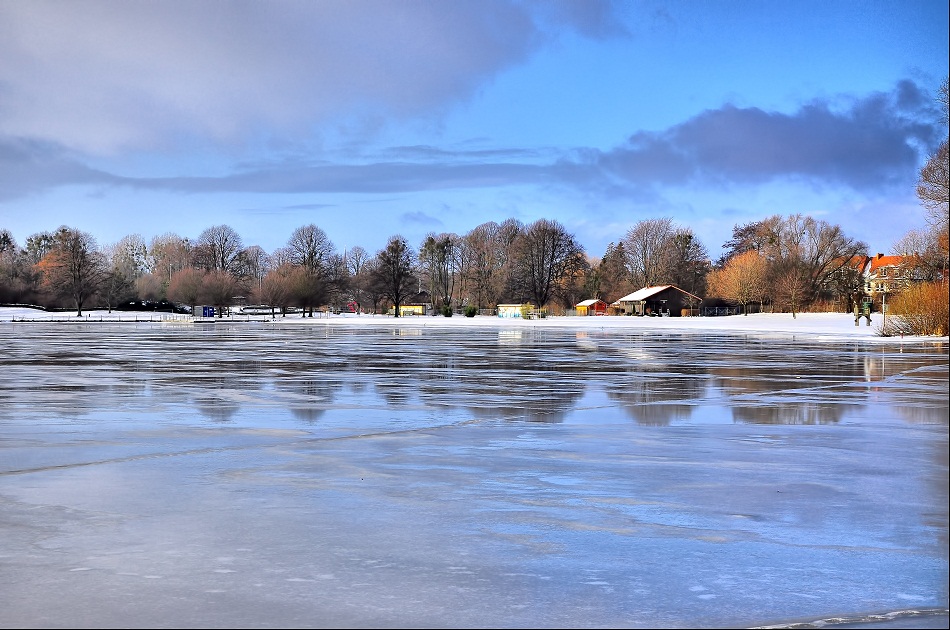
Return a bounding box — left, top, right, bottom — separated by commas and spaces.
575, 299, 608, 316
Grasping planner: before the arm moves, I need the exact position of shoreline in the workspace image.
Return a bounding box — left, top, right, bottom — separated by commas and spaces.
748, 607, 950, 629
1, 307, 946, 344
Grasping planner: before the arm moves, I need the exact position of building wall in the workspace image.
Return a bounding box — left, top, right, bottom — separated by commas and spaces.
497, 304, 531, 318
640, 289, 696, 316
576, 301, 607, 316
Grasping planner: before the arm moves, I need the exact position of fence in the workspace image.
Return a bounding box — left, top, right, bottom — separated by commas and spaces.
701, 306, 742, 317
8, 312, 195, 323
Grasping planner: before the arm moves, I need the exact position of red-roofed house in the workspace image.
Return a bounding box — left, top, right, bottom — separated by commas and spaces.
575, 299, 608, 316
864, 253, 908, 296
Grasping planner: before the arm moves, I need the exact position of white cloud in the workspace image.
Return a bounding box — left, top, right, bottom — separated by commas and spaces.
0, 0, 622, 155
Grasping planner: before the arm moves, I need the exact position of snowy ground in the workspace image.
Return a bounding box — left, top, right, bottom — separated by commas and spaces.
0, 306, 935, 343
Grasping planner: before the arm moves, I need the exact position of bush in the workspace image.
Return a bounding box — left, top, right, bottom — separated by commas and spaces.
441, 304, 453, 317
879, 281, 949, 336
464, 305, 478, 317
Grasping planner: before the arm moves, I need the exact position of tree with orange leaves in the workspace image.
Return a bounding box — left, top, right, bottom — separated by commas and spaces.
38, 226, 107, 316
707, 250, 768, 315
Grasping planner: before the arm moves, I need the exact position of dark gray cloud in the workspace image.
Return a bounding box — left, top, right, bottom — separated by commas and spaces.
379, 145, 547, 162
0, 82, 937, 203
0, 137, 117, 200
282, 203, 337, 211
140, 161, 557, 194
400, 210, 444, 229
600, 81, 939, 190
526, 0, 630, 39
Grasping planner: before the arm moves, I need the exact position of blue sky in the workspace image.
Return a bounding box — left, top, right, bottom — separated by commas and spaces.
1, 0, 947, 261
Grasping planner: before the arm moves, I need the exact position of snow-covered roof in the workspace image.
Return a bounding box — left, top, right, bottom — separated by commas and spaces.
575, 299, 605, 307
612, 285, 702, 305
613, 285, 674, 303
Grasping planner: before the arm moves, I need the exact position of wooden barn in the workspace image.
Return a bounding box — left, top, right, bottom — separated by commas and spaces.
575, 299, 608, 316
612, 285, 702, 317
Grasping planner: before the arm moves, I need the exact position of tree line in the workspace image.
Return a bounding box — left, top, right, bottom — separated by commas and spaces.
0, 208, 943, 319
1, 80, 946, 321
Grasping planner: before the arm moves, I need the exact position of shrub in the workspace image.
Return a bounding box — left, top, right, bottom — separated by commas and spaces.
441, 304, 453, 317
464, 305, 478, 317
879, 281, 949, 336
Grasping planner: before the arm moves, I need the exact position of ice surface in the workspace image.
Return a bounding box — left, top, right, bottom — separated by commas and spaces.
0, 322, 946, 629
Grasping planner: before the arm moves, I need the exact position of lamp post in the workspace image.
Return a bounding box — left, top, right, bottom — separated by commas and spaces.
882, 290, 887, 329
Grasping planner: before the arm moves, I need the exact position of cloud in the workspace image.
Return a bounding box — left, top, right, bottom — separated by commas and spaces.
0, 137, 117, 200
600, 81, 939, 191
525, 0, 630, 39
1, 81, 937, 204
282, 203, 337, 211
400, 210, 444, 229
0, 0, 623, 155
131, 160, 556, 195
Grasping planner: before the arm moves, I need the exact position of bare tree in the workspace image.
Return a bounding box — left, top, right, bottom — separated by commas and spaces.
737, 214, 866, 307
99, 242, 136, 312
149, 233, 192, 288
113, 234, 150, 278
495, 218, 525, 303
361, 256, 387, 314
915, 77, 950, 278
419, 232, 459, 313
135, 274, 164, 302
463, 221, 501, 309
325, 252, 348, 311
891, 228, 933, 257
286, 224, 335, 273
462, 218, 524, 307
373, 236, 417, 317
99, 234, 150, 309
664, 228, 710, 297
166, 268, 205, 315
344, 245, 371, 312
260, 264, 295, 317
707, 250, 768, 315
553, 250, 591, 312
515, 218, 584, 310
594, 241, 634, 303
194, 225, 244, 274
918, 77, 949, 230
1, 231, 41, 303
772, 259, 811, 318
918, 140, 949, 227
717, 219, 780, 267
784, 215, 866, 303
287, 265, 334, 317
623, 217, 676, 289
891, 228, 946, 282
284, 224, 336, 316
239, 245, 270, 301
0, 229, 21, 302
38, 226, 107, 315
269, 246, 294, 268
201, 270, 239, 318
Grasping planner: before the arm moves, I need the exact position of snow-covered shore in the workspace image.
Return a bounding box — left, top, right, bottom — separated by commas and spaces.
2, 306, 943, 343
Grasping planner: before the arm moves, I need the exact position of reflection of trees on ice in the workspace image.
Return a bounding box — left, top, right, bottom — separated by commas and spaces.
730, 402, 845, 425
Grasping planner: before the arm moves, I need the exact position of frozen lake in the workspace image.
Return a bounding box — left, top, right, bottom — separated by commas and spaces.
1, 321, 947, 628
